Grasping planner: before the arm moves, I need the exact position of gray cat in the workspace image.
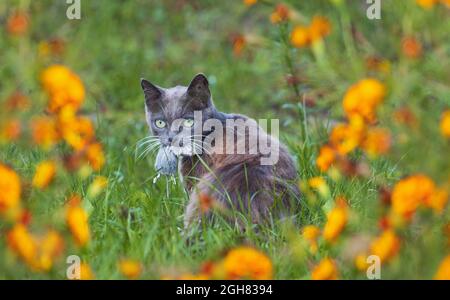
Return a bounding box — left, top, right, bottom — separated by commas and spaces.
141, 74, 300, 230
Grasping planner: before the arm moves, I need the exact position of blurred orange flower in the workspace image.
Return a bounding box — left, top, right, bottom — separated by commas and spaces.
243, 0, 257, 6
370, 230, 400, 263
424, 188, 449, 214
402, 37, 422, 59
31, 117, 60, 149
362, 127, 391, 158
309, 16, 332, 43
434, 255, 450, 280
119, 259, 143, 279
32, 160, 57, 189
311, 258, 339, 280
85, 142, 106, 171
221, 246, 272, 279
58, 105, 95, 150
0, 119, 21, 142
416, 0, 439, 9
7, 224, 36, 266
6, 10, 29, 36
231, 34, 246, 57
391, 174, 435, 219
291, 26, 311, 48
79, 263, 95, 280
302, 225, 320, 254
440, 110, 450, 138
329, 118, 365, 155
393, 106, 417, 127
0, 163, 21, 214
323, 198, 348, 243
5, 91, 30, 111
343, 79, 386, 123
316, 145, 336, 172
270, 4, 290, 24
66, 196, 90, 247
40, 65, 85, 113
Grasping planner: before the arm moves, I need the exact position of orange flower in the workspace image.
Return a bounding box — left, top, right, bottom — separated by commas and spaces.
434, 255, 450, 280
311, 258, 339, 280
302, 225, 320, 254
119, 259, 143, 279
85, 142, 105, 171
0, 163, 21, 214
316, 145, 336, 172
38, 38, 66, 58
362, 127, 391, 158
40, 65, 85, 113
354, 254, 370, 271
6, 10, 29, 36
401, 37, 422, 59
270, 4, 290, 24
66, 196, 90, 247
243, 0, 257, 6
31, 117, 60, 149
365, 56, 391, 74
231, 34, 246, 57
393, 106, 417, 127
290, 26, 311, 48
199, 193, 214, 213
416, 0, 439, 9
329, 118, 365, 155
370, 230, 400, 263
391, 174, 435, 219
32, 160, 57, 189
343, 79, 386, 123
6, 224, 36, 265
79, 263, 95, 280
0, 119, 21, 142
222, 246, 272, 279
323, 198, 348, 242
5, 90, 30, 111
309, 16, 332, 43
58, 105, 95, 150
440, 110, 450, 138
423, 188, 448, 214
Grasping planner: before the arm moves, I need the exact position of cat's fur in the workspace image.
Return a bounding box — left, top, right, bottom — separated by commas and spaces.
141, 74, 300, 230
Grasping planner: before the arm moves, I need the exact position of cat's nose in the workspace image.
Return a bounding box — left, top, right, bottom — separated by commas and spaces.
167, 137, 173, 143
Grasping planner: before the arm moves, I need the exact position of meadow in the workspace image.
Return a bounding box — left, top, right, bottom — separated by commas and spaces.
0, 0, 449, 280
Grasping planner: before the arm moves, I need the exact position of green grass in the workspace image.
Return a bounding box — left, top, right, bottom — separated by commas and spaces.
0, 0, 449, 279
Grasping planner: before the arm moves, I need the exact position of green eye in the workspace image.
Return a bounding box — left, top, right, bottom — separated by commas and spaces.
183, 119, 194, 128
155, 120, 166, 128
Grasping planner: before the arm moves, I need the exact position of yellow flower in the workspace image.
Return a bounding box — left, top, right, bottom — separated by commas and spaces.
66, 196, 90, 247
391, 174, 435, 219
434, 255, 450, 280
323, 198, 348, 243
311, 258, 339, 280
119, 259, 143, 279
58, 105, 95, 150
0, 163, 21, 214
31, 117, 60, 149
32, 160, 57, 189
440, 110, 450, 138
370, 230, 400, 263
354, 253, 369, 272
302, 225, 321, 254
222, 246, 272, 279
362, 127, 391, 158
316, 145, 336, 172
86, 142, 105, 171
308, 177, 330, 198
343, 79, 386, 123
87, 176, 108, 198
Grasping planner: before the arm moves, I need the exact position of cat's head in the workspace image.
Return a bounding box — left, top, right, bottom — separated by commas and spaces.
140, 73, 215, 157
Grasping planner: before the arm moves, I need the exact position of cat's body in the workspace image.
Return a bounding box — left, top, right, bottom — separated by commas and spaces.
141, 74, 300, 230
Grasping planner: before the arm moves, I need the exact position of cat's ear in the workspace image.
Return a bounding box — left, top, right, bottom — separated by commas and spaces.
186, 73, 211, 109
141, 78, 163, 111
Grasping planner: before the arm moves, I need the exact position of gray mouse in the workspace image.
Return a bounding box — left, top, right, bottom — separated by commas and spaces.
154, 146, 178, 175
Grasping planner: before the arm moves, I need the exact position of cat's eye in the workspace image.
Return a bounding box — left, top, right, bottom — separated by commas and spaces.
155, 120, 166, 128
183, 119, 194, 128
